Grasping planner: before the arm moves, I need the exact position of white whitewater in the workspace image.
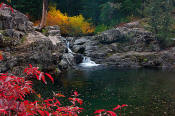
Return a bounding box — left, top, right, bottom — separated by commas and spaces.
65, 40, 99, 67
79, 57, 100, 67
66, 41, 73, 53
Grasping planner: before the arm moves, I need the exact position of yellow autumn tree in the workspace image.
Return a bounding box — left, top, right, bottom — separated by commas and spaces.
35, 6, 94, 36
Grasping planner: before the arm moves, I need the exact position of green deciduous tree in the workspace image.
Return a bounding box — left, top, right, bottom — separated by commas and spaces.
144, 0, 174, 47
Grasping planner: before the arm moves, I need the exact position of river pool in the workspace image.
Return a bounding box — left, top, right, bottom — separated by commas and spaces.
34, 67, 175, 116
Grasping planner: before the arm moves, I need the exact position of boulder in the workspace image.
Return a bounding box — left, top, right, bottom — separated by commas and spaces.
0, 4, 33, 32
59, 53, 74, 69
45, 26, 61, 37
74, 54, 84, 64
0, 31, 65, 74
0, 30, 24, 48
74, 37, 89, 45
95, 27, 160, 52
45, 25, 60, 31
4, 29, 25, 39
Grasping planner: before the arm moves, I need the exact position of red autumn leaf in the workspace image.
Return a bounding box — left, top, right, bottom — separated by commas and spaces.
54, 99, 61, 106
55, 93, 65, 97
41, 75, 47, 84
0, 55, 3, 60
44, 111, 50, 116
113, 105, 121, 111
106, 111, 117, 116
68, 97, 73, 101
77, 98, 83, 105
0, 52, 3, 61
0, 109, 7, 114
44, 99, 53, 103
0, 3, 3, 8
121, 104, 128, 108
68, 98, 83, 105
37, 110, 45, 116
73, 91, 79, 97
29, 64, 33, 68
35, 73, 39, 80
94, 109, 106, 114
8, 6, 14, 13
45, 73, 54, 83
113, 104, 128, 111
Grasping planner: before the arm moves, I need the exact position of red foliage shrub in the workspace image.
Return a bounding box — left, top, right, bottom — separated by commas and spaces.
0, 64, 83, 116
0, 73, 33, 115
24, 64, 54, 84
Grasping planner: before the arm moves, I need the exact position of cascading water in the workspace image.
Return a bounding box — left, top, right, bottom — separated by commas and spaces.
65, 40, 100, 67
66, 41, 73, 53
79, 57, 100, 67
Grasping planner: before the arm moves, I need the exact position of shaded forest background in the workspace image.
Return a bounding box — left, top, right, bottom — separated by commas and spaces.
11, 0, 143, 26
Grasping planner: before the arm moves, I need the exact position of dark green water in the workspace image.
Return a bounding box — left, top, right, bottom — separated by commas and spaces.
35, 67, 175, 116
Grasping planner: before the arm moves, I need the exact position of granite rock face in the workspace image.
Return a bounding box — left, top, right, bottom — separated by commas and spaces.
95, 27, 160, 52
0, 4, 32, 50
0, 4, 33, 32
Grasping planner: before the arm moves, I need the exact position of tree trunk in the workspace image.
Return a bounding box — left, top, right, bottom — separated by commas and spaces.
39, 0, 48, 29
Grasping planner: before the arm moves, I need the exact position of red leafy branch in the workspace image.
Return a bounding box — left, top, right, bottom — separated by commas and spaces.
0, 65, 84, 116
94, 104, 128, 116
0, 2, 14, 13
0, 51, 3, 61
24, 64, 54, 84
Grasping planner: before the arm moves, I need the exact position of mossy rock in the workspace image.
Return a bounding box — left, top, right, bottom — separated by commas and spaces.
1, 35, 23, 48
0, 30, 5, 34
42, 28, 49, 36
20, 35, 27, 43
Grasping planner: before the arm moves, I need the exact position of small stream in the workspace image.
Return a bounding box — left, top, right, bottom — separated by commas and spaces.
34, 67, 175, 116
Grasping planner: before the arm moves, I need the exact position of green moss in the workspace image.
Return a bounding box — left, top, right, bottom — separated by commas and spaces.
20, 35, 27, 43
97, 44, 103, 48
0, 30, 5, 35
139, 18, 152, 31
135, 55, 147, 63
106, 53, 114, 57
3, 36, 11, 41
125, 32, 135, 40
143, 58, 148, 62
94, 24, 108, 34
42, 28, 49, 36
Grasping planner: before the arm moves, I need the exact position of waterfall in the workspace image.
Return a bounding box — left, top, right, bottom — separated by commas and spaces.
66, 41, 73, 53
79, 57, 100, 67
65, 40, 100, 67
